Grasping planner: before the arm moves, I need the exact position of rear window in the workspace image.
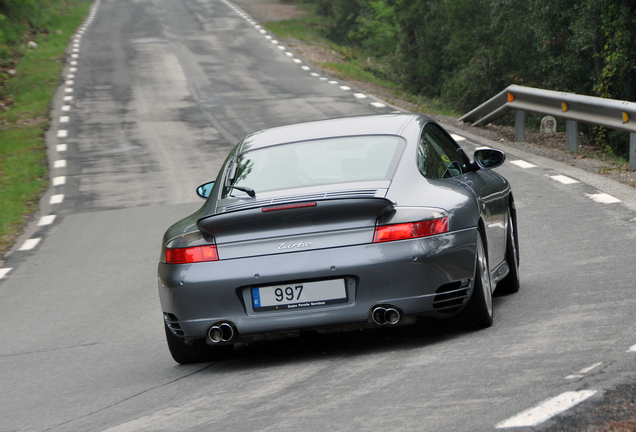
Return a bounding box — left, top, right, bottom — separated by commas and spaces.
227, 136, 404, 195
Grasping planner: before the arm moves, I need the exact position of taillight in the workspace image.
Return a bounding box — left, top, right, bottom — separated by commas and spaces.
165, 245, 218, 264
373, 217, 449, 243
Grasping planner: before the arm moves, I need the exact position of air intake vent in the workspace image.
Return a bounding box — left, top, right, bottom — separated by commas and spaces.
221, 189, 379, 213
163, 312, 185, 338
432, 281, 470, 312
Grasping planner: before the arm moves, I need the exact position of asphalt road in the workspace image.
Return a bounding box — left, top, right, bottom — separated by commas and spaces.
1, 0, 635, 431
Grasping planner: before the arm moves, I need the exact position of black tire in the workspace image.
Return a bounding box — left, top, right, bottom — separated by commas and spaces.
495, 213, 520, 295
165, 323, 233, 364
460, 231, 493, 329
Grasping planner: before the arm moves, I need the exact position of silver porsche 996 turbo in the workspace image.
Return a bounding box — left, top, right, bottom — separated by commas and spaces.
158, 113, 520, 364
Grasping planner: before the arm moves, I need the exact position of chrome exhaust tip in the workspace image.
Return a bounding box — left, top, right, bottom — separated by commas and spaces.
372, 307, 387, 325
385, 308, 400, 325
206, 322, 235, 344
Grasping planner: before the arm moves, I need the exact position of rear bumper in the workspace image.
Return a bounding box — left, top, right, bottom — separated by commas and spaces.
158, 228, 477, 342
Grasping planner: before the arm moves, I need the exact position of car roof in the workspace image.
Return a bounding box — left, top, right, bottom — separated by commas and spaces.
239, 113, 430, 152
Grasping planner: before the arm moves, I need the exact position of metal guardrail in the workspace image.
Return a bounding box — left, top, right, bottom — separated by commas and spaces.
460, 85, 636, 170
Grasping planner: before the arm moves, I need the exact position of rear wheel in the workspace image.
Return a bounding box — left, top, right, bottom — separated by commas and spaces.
165, 323, 233, 364
496, 213, 520, 295
461, 231, 493, 329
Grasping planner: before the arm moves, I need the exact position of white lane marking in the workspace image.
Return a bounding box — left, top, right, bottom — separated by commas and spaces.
0, 268, 11, 279
57, 130, 67, 138
72, 48, 79, 53
69, 67, 77, 72
371, 102, 386, 108
451, 134, 466, 142
271, 40, 279, 45
278, 46, 286, 51
353, 93, 367, 99
61, 105, 71, 111
585, 193, 621, 204
70, 60, 78, 66
56, 144, 67, 152
510, 160, 536, 169
293, 59, 302, 64
301, 66, 310, 71
38, 215, 56, 226
265, 35, 272, 39
18, 238, 41, 251
496, 390, 597, 428
328, 80, 338, 85
73, 44, 79, 48
67, 74, 75, 79
65, 80, 74, 85
259, 29, 266, 34
53, 176, 66, 186
54, 160, 66, 168
340, 86, 351, 91
285, 52, 293, 56
310, 73, 320, 77
60, 116, 69, 123
71, 53, 78, 59
628, 344, 636, 353
64, 95, 73, 101
64, 88, 73, 93
50, 194, 64, 204
565, 362, 603, 379
551, 175, 579, 184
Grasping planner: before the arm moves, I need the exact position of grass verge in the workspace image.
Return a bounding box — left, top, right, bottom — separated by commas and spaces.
0, 0, 91, 258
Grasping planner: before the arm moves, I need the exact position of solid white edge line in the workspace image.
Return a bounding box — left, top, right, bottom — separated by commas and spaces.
38, 215, 56, 226
0, 268, 11, 279
495, 390, 597, 428
18, 238, 41, 251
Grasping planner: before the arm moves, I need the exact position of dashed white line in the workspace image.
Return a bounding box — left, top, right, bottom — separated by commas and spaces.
70, 60, 78, 66
57, 130, 68, 138
310, 73, 320, 77
510, 160, 536, 169
301, 66, 310, 71
69, 67, 77, 73
64, 88, 73, 93
265, 35, 272, 39
259, 29, 266, 34
64, 96, 73, 102
50, 194, 64, 204
65, 80, 74, 85
18, 238, 41, 251
371, 102, 386, 108
628, 344, 636, 353
495, 390, 597, 428
451, 134, 466, 142
38, 215, 56, 226
271, 40, 279, 45
61, 105, 71, 111
353, 93, 367, 99
285, 52, 293, 56
328, 80, 338, 85
339, 86, 351, 91
53, 160, 66, 168
278, 46, 286, 51
293, 59, 302, 64
585, 193, 621, 204
565, 362, 603, 379
60, 116, 69, 123
56, 144, 67, 152
551, 175, 579, 184
52, 176, 66, 186
0, 268, 11, 279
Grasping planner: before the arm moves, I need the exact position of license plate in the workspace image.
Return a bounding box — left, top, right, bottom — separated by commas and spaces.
251, 279, 347, 312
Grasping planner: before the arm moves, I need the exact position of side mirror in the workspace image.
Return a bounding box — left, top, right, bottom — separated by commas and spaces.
474, 149, 505, 170
196, 181, 215, 199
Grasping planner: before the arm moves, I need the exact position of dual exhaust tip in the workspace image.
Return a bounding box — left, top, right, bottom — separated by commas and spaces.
372, 306, 401, 326
206, 322, 235, 345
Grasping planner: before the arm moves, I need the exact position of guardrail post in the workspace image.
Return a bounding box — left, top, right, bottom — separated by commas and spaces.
630, 133, 636, 171
515, 110, 526, 142
566, 120, 578, 153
